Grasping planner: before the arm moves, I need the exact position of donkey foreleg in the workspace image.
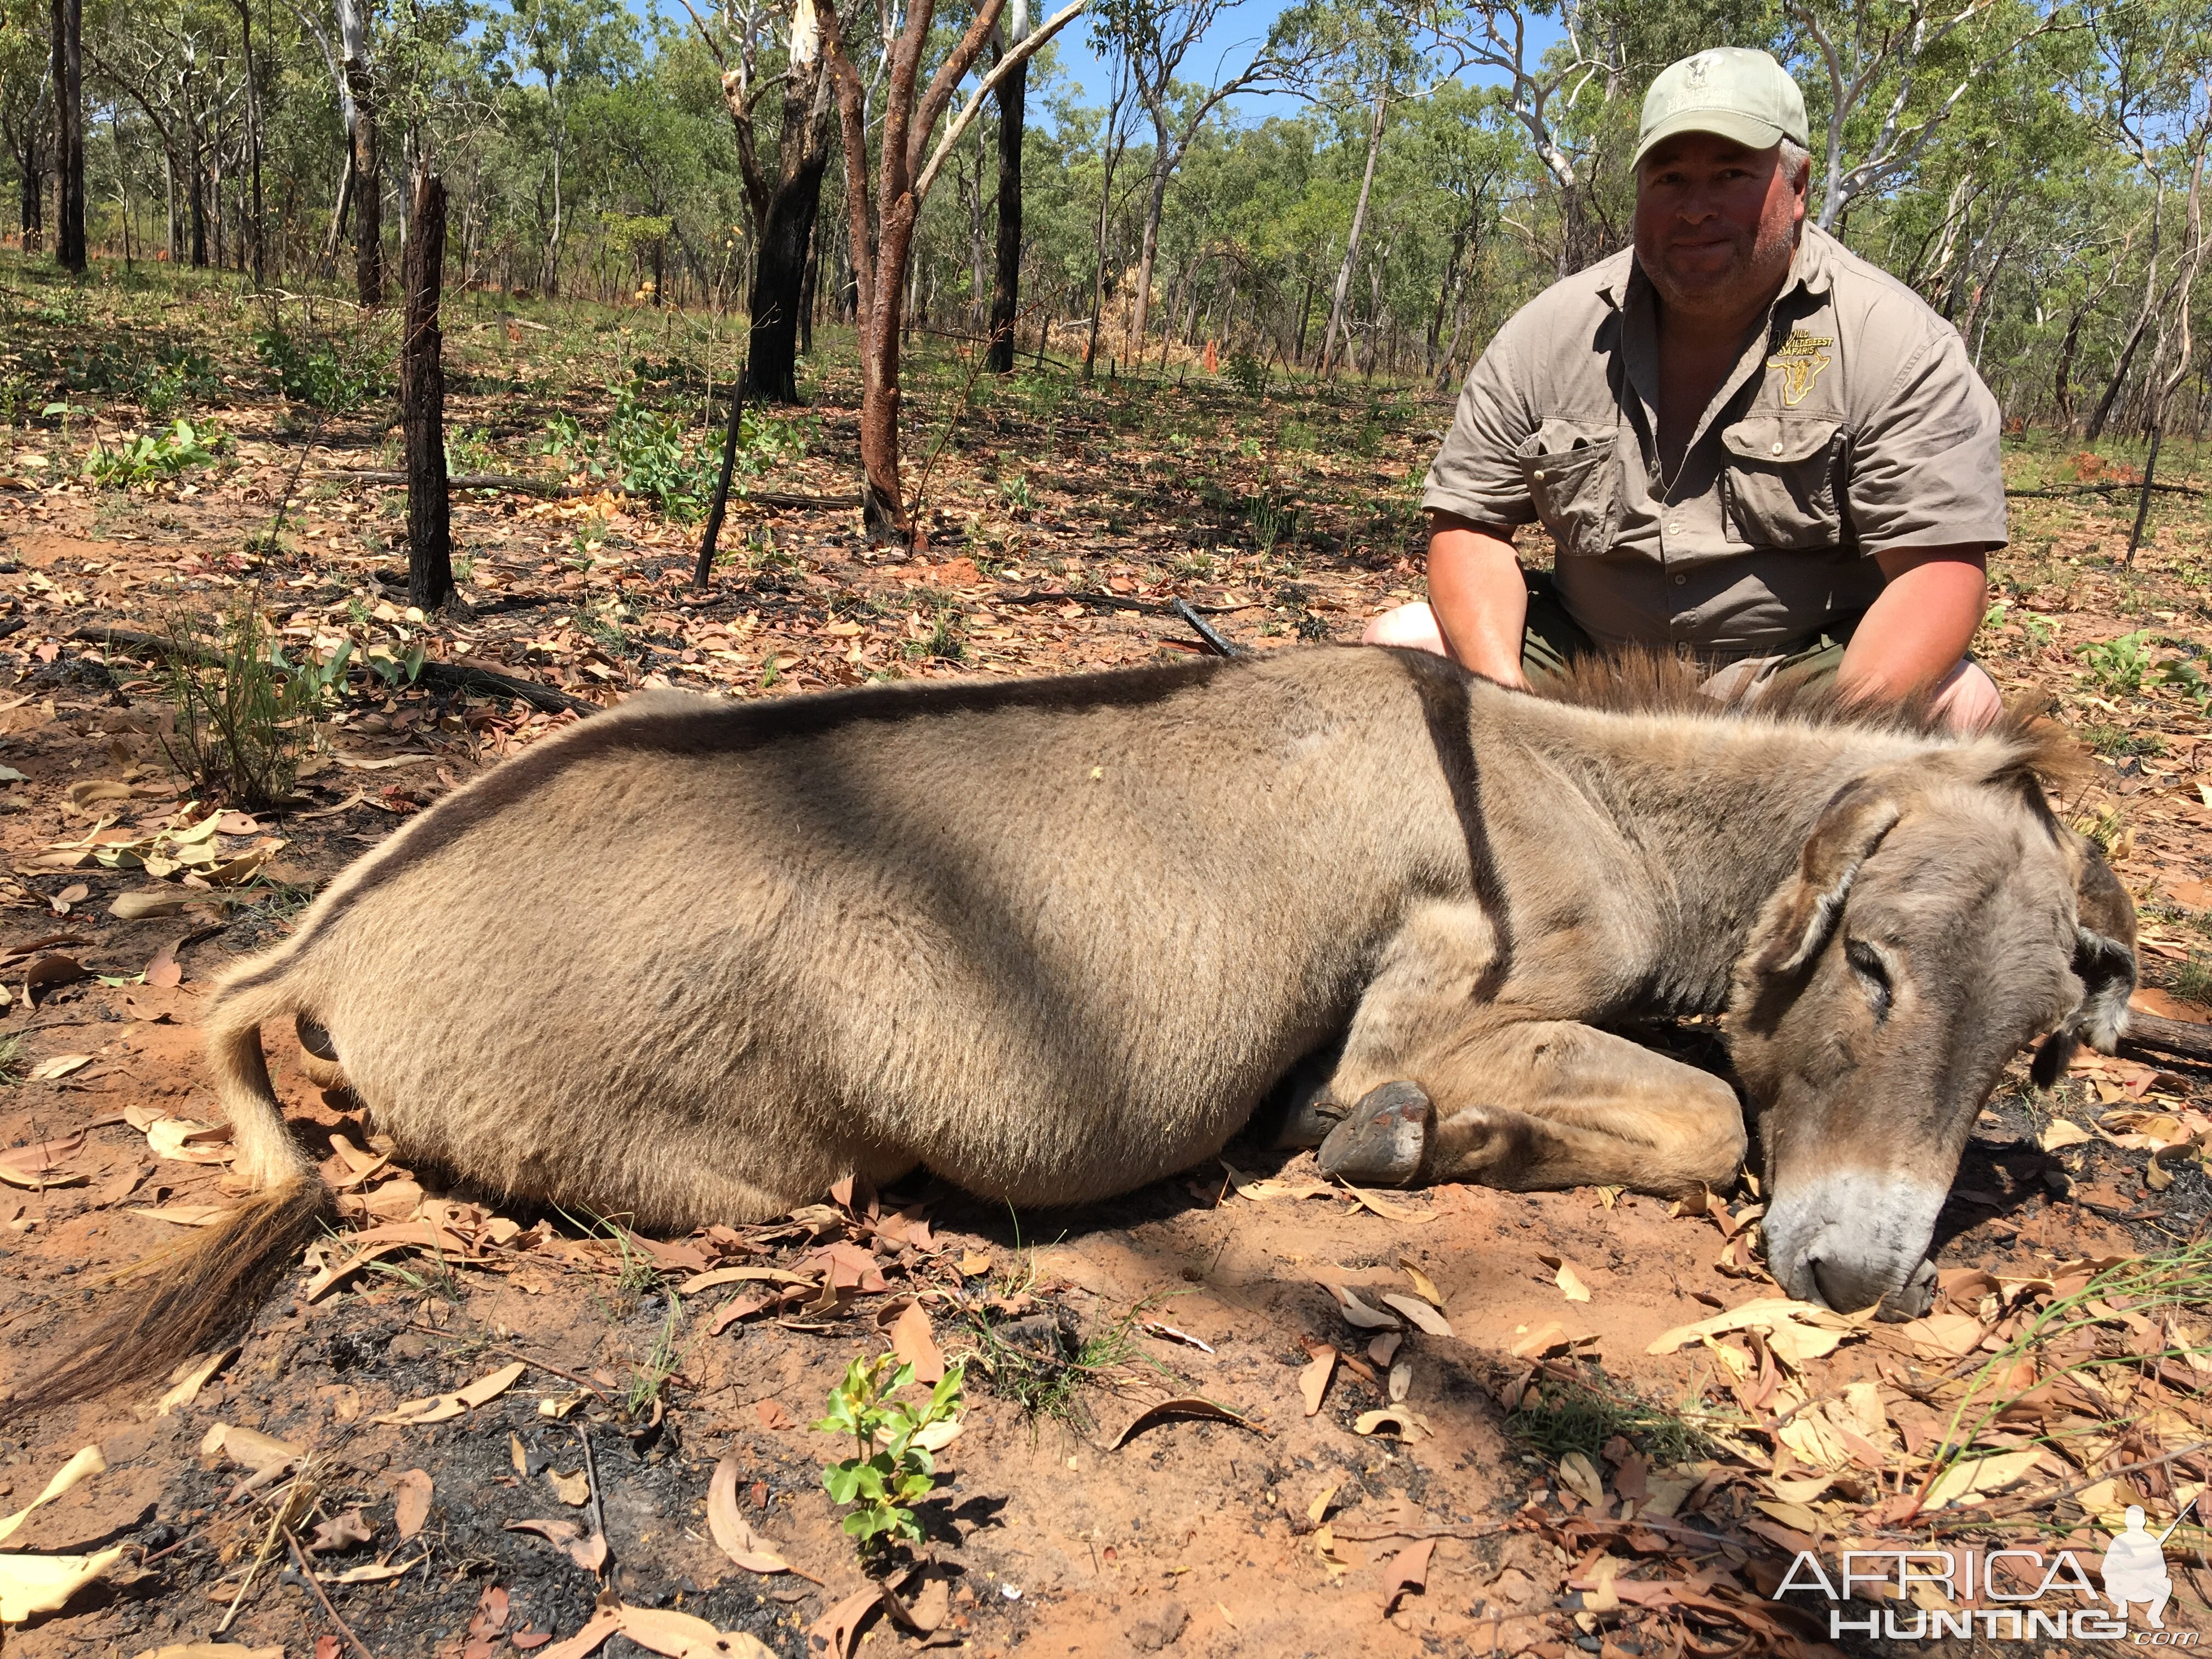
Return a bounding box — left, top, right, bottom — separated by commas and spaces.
1319, 1019, 1745, 1198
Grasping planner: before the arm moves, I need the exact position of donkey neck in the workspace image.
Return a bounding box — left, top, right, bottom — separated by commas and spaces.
1495, 695, 1960, 1017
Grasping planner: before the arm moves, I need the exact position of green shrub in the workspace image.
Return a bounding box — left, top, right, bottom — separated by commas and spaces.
150, 594, 346, 809
2075, 630, 2154, 695
256, 323, 386, 410
85, 419, 220, 487
542, 382, 808, 522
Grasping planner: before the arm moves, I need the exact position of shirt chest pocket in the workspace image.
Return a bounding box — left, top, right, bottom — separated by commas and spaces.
1721, 416, 1844, 550
1517, 419, 1620, 558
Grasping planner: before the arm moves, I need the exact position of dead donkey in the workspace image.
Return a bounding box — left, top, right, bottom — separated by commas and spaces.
14, 646, 2133, 1410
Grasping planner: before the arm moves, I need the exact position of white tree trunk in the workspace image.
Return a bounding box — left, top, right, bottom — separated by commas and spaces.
1320, 79, 1389, 378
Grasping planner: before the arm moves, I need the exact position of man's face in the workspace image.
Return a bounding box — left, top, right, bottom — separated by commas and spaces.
1633, 132, 1807, 323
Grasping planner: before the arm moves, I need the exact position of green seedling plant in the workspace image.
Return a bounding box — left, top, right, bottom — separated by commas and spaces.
814, 1353, 965, 1552
85, 419, 220, 487
256, 323, 386, 410
2159, 657, 2212, 713
154, 593, 344, 809
2076, 629, 2155, 695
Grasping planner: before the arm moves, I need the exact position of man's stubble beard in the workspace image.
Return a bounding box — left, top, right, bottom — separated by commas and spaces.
1643, 215, 1800, 327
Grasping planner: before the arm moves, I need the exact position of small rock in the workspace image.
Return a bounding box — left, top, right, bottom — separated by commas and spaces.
1126, 1600, 1187, 1651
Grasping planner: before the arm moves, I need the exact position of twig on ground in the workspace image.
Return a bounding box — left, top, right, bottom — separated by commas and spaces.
1940, 1439, 2212, 1528
281, 1522, 379, 1659
574, 1420, 609, 1575
2005, 481, 2205, 499
401, 1324, 612, 1400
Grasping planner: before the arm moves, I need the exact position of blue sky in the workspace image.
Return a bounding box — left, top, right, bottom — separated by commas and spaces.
1045, 0, 1309, 122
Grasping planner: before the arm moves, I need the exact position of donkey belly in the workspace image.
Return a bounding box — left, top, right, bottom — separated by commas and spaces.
316, 888, 1335, 1225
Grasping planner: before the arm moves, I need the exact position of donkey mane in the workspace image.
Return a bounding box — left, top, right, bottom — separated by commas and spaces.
1528, 647, 2087, 792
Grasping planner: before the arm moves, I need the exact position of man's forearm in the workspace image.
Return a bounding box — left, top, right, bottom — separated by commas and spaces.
1837, 545, 1989, 703
1427, 515, 1530, 687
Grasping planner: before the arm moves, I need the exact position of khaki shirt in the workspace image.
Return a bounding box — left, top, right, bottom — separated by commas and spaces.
1421, 223, 2007, 657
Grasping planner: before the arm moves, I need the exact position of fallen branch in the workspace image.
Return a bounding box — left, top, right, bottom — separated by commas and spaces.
2118, 1009, 2212, 1066
323, 469, 859, 512
71, 625, 597, 718
1170, 597, 1240, 658
323, 468, 580, 497
2005, 481, 2205, 499
999, 590, 1248, 617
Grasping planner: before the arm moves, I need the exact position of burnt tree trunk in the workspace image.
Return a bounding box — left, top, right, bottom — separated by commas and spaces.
401, 172, 452, 612
346, 54, 381, 304
15, 152, 41, 253
985, 50, 1024, 374
742, 48, 835, 404
52, 0, 83, 273
747, 155, 829, 401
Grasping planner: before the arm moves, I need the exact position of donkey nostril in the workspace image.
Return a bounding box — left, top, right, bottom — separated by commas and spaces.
1810, 1256, 1887, 1316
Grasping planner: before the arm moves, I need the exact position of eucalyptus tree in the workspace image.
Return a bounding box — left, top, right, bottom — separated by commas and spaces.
494, 0, 637, 295
1092, 0, 1307, 360
1782, 0, 2081, 232
675, 0, 838, 400
819, 0, 1085, 540
0, 0, 51, 248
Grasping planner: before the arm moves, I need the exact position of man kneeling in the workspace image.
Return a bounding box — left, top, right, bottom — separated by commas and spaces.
1370, 48, 2004, 731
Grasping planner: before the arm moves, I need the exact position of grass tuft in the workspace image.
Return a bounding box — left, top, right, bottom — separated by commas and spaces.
1510, 1368, 1718, 1468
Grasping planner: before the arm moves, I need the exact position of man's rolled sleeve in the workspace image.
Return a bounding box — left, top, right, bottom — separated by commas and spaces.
1422, 330, 1541, 528
1845, 325, 2008, 555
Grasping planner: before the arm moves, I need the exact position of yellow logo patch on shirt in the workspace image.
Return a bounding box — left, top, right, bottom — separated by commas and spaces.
1767, 330, 1835, 408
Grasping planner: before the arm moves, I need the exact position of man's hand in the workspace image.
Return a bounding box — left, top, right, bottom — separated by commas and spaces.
1836, 545, 1989, 705
1427, 512, 1531, 688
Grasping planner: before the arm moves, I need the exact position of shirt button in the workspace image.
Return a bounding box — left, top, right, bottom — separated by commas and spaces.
1674, 574, 1687, 585
1771, 442, 1785, 456
1667, 522, 1681, 535
1532, 469, 1547, 482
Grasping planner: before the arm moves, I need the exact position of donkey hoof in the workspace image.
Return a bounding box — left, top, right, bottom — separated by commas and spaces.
1275, 1090, 1348, 1150
1317, 1081, 1431, 1186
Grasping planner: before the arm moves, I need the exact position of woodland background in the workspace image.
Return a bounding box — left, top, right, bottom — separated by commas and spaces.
1, 0, 2208, 456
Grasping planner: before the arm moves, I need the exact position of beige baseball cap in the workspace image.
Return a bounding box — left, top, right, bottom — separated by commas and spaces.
1634, 48, 1809, 169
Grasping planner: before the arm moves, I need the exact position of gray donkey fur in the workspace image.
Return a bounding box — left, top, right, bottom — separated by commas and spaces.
11, 645, 2135, 1414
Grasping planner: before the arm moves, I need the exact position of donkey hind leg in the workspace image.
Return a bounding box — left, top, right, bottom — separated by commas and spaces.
1318, 1019, 1745, 1197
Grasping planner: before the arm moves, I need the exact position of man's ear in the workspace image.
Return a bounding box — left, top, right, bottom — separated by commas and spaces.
1743, 778, 1905, 981
2033, 831, 2139, 1087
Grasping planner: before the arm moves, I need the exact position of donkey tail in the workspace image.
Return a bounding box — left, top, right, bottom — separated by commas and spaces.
3, 1177, 330, 1419
3, 977, 331, 1420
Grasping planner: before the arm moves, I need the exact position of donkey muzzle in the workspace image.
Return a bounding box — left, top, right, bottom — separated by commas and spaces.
1763, 1169, 1944, 1319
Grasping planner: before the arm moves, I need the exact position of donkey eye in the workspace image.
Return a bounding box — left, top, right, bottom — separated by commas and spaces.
1846, 940, 1893, 1019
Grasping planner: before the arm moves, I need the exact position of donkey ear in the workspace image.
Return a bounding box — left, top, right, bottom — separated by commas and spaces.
1745, 780, 1904, 980
2035, 831, 2137, 1085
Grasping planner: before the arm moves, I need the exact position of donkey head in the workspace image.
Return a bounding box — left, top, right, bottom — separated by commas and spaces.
1728, 745, 2136, 1318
